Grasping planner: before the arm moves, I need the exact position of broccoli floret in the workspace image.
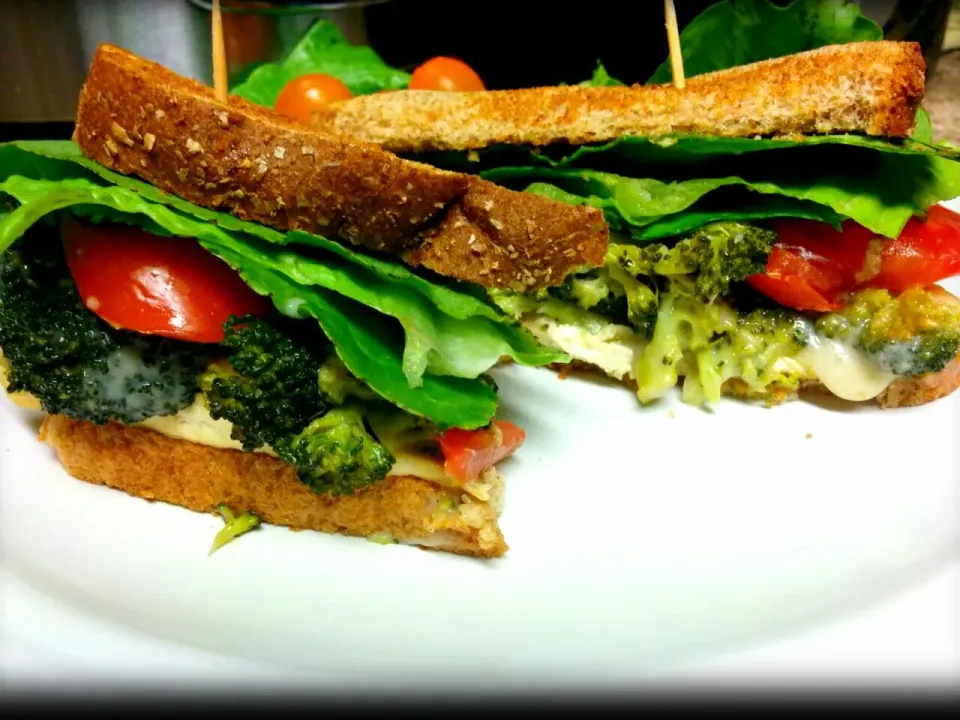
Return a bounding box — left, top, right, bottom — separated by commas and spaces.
490, 222, 774, 355
603, 264, 658, 336
200, 316, 331, 451
608, 221, 775, 301
633, 277, 738, 404
0, 232, 206, 424
276, 406, 395, 496
729, 307, 811, 395
545, 267, 656, 335
547, 272, 628, 321
817, 288, 960, 377
318, 356, 380, 405
200, 315, 396, 494
634, 279, 812, 406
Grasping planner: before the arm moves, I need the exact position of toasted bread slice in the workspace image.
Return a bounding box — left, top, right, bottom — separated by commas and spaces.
37, 415, 507, 557
71, 44, 607, 291
312, 41, 925, 153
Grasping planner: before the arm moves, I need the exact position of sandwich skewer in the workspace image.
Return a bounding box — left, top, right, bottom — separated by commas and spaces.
664, 0, 686, 89
211, 0, 229, 102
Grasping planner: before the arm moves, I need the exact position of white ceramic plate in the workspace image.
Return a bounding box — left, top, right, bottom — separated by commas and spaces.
2, 203, 960, 688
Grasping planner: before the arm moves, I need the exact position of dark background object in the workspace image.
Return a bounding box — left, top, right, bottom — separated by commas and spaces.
362, 0, 716, 89
361, 0, 953, 88
0, 0, 953, 131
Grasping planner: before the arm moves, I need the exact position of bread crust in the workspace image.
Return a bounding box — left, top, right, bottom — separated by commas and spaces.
71, 44, 607, 291
313, 41, 926, 153
38, 415, 508, 558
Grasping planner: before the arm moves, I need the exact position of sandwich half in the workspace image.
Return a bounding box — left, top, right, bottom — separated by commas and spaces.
311, 3, 960, 410
0, 41, 609, 557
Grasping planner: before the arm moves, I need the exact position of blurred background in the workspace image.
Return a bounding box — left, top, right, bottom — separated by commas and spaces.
0, 0, 957, 141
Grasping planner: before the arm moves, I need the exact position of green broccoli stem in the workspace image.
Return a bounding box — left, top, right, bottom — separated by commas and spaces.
209, 504, 262, 555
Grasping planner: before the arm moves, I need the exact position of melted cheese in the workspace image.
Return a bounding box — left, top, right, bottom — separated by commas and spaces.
138, 396, 474, 490
137, 398, 271, 454
796, 335, 895, 402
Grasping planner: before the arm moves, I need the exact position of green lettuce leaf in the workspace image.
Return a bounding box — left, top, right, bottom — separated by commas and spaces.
529, 125, 958, 170
0, 140, 288, 245
0, 174, 500, 429
230, 20, 410, 107
647, 0, 883, 84
439, 0, 957, 239
216, 229, 560, 385
520, 181, 843, 240
579, 62, 625, 88
474, 136, 960, 239
0, 141, 565, 383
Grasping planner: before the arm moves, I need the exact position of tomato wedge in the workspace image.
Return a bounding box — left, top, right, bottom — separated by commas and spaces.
746, 208, 960, 313
62, 219, 272, 343
437, 420, 525, 484
864, 205, 960, 294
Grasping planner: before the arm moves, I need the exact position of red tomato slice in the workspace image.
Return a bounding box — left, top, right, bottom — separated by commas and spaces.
865, 205, 960, 294
437, 420, 525, 484
62, 219, 272, 343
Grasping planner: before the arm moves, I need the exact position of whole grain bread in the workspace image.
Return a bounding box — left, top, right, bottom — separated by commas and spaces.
38, 415, 508, 558
71, 44, 607, 291
311, 41, 926, 153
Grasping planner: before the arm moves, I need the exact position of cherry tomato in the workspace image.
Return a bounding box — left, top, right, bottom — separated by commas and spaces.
865, 205, 960, 294
273, 73, 354, 124
62, 219, 272, 344
437, 420, 525, 484
408, 56, 485, 92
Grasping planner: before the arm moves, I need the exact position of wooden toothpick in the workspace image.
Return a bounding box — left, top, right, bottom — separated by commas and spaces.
664, 0, 686, 89
212, 0, 229, 103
